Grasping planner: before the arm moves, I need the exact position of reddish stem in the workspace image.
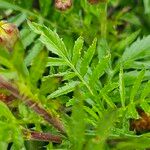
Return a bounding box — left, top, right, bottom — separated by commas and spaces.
23, 129, 62, 143
0, 76, 65, 134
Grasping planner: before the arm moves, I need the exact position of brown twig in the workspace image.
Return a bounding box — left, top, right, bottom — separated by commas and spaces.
0, 76, 65, 134
0, 93, 15, 104
23, 129, 62, 143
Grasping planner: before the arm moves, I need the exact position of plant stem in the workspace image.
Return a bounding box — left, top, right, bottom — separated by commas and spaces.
23, 129, 62, 143
66, 59, 94, 96
0, 76, 65, 134
100, 2, 108, 39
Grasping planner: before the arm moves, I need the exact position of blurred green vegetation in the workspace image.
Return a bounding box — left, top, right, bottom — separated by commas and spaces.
0, 0, 150, 149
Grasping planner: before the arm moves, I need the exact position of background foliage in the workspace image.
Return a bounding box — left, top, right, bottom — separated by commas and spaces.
0, 0, 150, 149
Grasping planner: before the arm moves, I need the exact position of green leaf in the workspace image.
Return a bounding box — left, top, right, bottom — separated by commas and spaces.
140, 101, 150, 114
23, 32, 37, 48
39, 0, 51, 17
11, 40, 28, 76
114, 30, 141, 52
66, 98, 76, 107
124, 60, 150, 69
100, 91, 116, 108
0, 142, 8, 150
119, 67, 125, 108
0, 122, 13, 142
40, 76, 61, 95
89, 109, 118, 149
130, 70, 145, 103
143, 0, 150, 14
28, 22, 69, 58
89, 55, 110, 88
121, 35, 150, 62
67, 90, 85, 150
84, 106, 99, 120
126, 103, 139, 119
8, 13, 27, 27
25, 41, 43, 66
140, 80, 150, 100
97, 38, 109, 61
29, 50, 48, 86
19, 0, 34, 9
122, 70, 150, 86
101, 82, 119, 93
72, 36, 84, 66
0, 0, 52, 26
0, 46, 12, 68
46, 57, 67, 66
0, 101, 15, 121
80, 38, 97, 76
47, 81, 80, 99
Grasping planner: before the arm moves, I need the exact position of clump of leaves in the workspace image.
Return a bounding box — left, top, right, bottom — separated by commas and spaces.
0, 0, 150, 150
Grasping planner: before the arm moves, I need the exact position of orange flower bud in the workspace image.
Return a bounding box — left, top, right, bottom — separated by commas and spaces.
0, 21, 19, 51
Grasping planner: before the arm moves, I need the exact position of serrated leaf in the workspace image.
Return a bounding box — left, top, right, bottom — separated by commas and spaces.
121, 35, 150, 62
47, 81, 80, 99
130, 70, 145, 103
122, 70, 150, 86
72, 37, 84, 66
141, 80, 150, 100
46, 57, 67, 66
89, 55, 110, 87
124, 60, 150, 69
97, 38, 109, 61
28, 22, 68, 58
66, 98, 76, 107
114, 30, 140, 52
94, 109, 118, 149
25, 41, 43, 66
67, 90, 85, 150
80, 38, 97, 76
84, 106, 99, 120
102, 82, 119, 93
100, 92, 116, 108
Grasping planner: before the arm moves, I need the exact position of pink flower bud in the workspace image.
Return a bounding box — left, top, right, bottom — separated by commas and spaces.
0, 21, 19, 51
55, 0, 72, 11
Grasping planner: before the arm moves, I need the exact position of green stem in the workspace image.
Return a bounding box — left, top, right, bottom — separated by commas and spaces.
100, 2, 108, 39
65, 59, 94, 96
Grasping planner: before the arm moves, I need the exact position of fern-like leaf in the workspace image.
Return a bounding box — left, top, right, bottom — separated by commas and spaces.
46, 57, 67, 66
89, 55, 110, 88
121, 35, 150, 62
28, 21, 69, 58
130, 70, 145, 103
47, 81, 80, 99
72, 37, 84, 66
80, 38, 97, 76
